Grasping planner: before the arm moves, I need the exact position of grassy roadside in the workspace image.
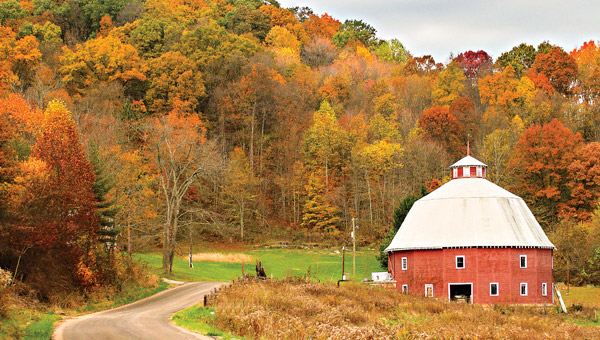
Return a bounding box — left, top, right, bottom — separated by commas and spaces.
0, 309, 61, 340
136, 248, 383, 283
78, 281, 170, 313
0, 280, 171, 340
171, 305, 242, 340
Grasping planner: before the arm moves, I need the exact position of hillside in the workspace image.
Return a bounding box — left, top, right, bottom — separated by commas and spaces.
1, 0, 600, 310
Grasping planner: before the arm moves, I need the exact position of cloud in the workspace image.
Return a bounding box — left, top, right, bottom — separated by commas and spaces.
279, 0, 599, 61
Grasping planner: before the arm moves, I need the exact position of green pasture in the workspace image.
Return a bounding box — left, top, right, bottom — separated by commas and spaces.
135, 247, 384, 283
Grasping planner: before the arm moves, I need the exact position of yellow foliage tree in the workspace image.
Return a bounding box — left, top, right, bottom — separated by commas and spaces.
60, 35, 147, 97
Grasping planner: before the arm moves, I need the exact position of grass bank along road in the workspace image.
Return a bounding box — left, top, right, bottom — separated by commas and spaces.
53, 282, 225, 340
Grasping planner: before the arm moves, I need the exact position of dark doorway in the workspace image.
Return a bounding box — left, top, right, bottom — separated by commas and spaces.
449, 284, 472, 303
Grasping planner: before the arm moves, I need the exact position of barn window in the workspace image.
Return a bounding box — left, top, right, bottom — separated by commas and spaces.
542, 283, 547, 296
470, 167, 476, 176
401, 257, 407, 270
456, 255, 465, 269
457, 167, 463, 177
520, 283, 528, 296
490, 283, 499, 296
520, 255, 527, 268
425, 284, 433, 297
402, 284, 408, 293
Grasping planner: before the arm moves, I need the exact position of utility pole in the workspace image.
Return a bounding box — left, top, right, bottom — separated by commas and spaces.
342, 245, 346, 280
352, 217, 357, 280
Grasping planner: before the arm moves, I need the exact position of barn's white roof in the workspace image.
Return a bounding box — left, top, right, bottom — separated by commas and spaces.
450, 155, 488, 168
385, 178, 555, 252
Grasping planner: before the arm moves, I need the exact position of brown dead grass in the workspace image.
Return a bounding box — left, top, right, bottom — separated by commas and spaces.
205, 279, 600, 340
188, 253, 254, 263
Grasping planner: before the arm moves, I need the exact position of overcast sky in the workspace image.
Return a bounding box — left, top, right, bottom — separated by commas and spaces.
278, 0, 599, 63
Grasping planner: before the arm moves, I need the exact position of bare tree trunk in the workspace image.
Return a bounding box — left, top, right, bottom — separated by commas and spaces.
127, 223, 132, 258
249, 103, 256, 173
240, 199, 245, 240
365, 173, 374, 230
325, 157, 329, 192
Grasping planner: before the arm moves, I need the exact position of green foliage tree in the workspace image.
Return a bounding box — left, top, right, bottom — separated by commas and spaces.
377, 186, 427, 268
0, 0, 27, 25
89, 143, 120, 254
496, 43, 537, 78
332, 19, 377, 48
375, 39, 410, 64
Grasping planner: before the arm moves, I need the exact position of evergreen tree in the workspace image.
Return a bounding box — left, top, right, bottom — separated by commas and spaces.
89, 142, 120, 253
377, 185, 427, 268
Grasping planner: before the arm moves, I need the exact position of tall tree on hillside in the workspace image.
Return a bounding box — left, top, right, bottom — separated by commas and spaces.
222, 147, 257, 240
454, 50, 493, 81
508, 119, 583, 228
304, 101, 349, 190
89, 143, 120, 255
332, 19, 377, 48
432, 61, 465, 106
152, 105, 220, 274
7, 101, 99, 292
419, 106, 464, 158
529, 46, 578, 95
566, 142, 600, 221
570, 41, 600, 104
301, 171, 340, 234
496, 43, 537, 78
377, 186, 427, 268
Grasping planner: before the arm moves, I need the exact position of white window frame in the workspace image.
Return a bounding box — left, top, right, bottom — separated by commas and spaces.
455, 255, 465, 269
490, 282, 499, 296
425, 284, 433, 297
402, 284, 408, 293
520, 283, 528, 296
463, 167, 470, 177
401, 257, 407, 270
542, 283, 547, 296
520, 255, 527, 268
476, 166, 482, 177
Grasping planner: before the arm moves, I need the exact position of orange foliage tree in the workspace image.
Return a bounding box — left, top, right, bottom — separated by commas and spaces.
529, 46, 578, 95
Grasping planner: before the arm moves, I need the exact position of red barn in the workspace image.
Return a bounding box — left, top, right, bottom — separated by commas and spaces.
385, 155, 555, 304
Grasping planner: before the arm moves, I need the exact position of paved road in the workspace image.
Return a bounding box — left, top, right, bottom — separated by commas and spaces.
54, 282, 225, 340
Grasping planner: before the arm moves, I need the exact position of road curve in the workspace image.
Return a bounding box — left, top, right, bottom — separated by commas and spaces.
54, 281, 226, 340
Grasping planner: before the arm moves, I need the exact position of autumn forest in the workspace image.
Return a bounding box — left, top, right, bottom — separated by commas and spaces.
1, 0, 600, 300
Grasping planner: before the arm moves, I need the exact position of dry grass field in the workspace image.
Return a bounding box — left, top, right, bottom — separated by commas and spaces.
188, 253, 255, 263
196, 279, 600, 340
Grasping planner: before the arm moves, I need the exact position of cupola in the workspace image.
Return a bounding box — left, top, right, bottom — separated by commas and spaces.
449, 155, 487, 179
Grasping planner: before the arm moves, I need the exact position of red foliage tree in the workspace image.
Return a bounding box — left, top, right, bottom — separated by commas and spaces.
6, 101, 99, 291
419, 106, 464, 157
566, 142, 600, 221
454, 50, 493, 80
508, 119, 583, 227
449, 97, 479, 140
